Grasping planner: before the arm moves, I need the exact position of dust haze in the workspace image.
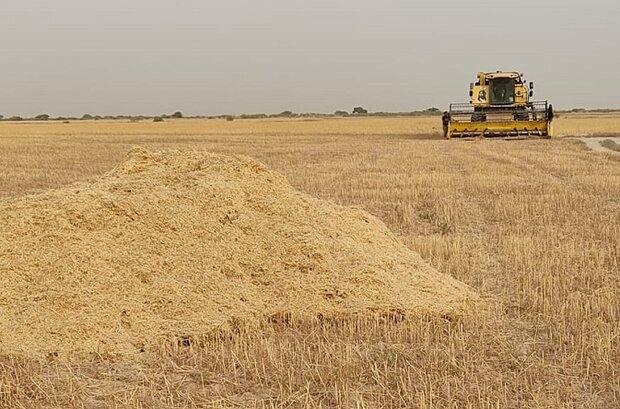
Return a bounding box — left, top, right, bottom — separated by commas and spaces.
1, 0, 619, 116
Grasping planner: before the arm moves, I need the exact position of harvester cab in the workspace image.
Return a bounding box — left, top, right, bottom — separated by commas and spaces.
448, 71, 553, 138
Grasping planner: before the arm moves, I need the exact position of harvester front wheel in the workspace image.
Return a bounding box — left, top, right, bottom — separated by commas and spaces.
548, 104, 554, 122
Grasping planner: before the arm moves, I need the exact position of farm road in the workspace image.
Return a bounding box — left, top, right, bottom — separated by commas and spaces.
572, 136, 620, 153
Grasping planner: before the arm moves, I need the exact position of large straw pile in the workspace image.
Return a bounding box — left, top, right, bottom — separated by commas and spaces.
0, 148, 477, 358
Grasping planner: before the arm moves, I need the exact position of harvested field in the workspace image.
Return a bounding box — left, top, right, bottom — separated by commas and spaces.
0, 115, 619, 408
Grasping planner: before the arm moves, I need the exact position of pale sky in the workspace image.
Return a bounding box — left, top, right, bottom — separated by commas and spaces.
1, 0, 618, 117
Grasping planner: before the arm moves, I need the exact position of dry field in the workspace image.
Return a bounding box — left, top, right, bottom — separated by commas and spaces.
0, 114, 619, 408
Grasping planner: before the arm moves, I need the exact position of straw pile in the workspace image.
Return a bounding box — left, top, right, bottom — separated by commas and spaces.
0, 148, 477, 358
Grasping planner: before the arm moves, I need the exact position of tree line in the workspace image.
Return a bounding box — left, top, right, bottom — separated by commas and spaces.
0, 108, 444, 122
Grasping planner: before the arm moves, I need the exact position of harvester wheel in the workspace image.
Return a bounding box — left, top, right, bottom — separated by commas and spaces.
548, 104, 554, 122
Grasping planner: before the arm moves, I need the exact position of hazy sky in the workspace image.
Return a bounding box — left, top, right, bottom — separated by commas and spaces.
1, 0, 618, 116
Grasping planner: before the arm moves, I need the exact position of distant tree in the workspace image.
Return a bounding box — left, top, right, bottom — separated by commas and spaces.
9, 116, 23, 121
153, 116, 164, 122
352, 107, 368, 115
423, 107, 440, 114
278, 110, 294, 117
35, 114, 50, 121
171, 111, 183, 119
0, 115, 4, 120
81, 114, 94, 120
226, 115, 235, 121
240, 113, 268, 119
334, 110, 349, 116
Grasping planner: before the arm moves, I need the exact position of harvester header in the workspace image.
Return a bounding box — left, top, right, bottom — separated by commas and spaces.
448, 71, 553, 138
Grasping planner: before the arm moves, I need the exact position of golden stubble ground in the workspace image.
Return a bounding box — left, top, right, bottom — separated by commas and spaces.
0, 114, 619, 408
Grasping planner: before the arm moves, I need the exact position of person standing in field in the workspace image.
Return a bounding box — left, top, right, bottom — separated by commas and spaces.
442, 111, 451, 139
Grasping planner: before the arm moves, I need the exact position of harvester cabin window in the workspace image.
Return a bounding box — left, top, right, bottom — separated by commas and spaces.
490, 78, 515, 104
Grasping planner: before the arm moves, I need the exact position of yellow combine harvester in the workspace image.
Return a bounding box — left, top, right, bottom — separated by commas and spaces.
448, 71, 554, 138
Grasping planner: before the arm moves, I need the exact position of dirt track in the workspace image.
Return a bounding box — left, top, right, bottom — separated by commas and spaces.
573, 136, 620, 153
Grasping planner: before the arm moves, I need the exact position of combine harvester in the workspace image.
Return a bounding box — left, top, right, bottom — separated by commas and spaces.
448, 71, 554, 138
